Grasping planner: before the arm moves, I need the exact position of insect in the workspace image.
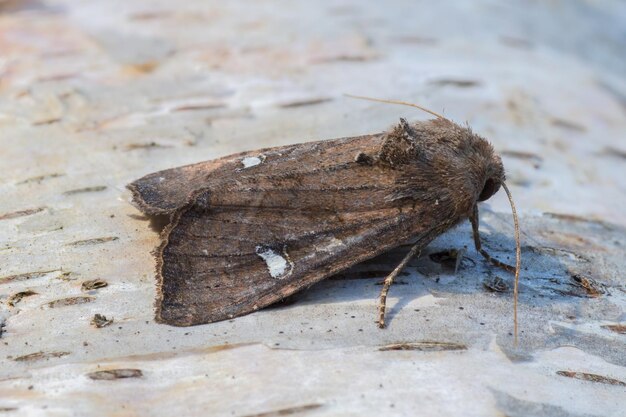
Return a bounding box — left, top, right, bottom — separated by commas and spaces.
128, 96, 521, 339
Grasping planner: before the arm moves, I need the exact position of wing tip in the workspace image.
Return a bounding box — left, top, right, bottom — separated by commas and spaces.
126, 178, 176, 216
156, 299, 235, 327
155, 306, 196, 327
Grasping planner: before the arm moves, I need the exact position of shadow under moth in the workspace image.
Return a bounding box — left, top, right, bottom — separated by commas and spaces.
128, 96, 521, 339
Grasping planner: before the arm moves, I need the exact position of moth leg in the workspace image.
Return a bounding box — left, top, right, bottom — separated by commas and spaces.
378, 245, 421, 329
470, 205, 515, 273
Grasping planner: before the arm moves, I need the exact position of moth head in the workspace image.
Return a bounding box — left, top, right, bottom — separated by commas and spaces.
445, 122, 506, 204
478, 153, 505, 202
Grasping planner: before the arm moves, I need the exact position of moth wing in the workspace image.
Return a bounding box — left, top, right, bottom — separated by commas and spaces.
127, 135, 363, 215
126, 148, 278, 215
127, 157, 229, 215
127, 133, 389, 215
157, 199, 433, 326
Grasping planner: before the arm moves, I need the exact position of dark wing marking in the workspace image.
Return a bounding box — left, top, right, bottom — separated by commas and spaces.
127, 134, 383, 215
157, 199, 442, 326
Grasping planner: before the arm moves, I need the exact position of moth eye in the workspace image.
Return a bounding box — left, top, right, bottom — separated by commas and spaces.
478, 178, 498, 201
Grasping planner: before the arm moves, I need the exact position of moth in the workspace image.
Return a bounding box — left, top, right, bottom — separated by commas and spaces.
128, 97, 521, 337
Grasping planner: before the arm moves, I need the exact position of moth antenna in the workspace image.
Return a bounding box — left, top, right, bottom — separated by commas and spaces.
344, 94, 448, 121
501, 182, 521, 346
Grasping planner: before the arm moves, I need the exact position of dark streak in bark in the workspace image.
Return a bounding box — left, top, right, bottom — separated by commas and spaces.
379, 341, 467, 351
63, 186, 107, 195
91, 314, 113, 328
45, 296, 94, 308
0, 207, 46, 220
81, 279, 108, 291
14, 351, 70, 362
240, 404, 323, 417
87, 369, 143, 380
16, 173, 64, 185
279, 98, 333, 108
8, 290, 38, 307
67, 237, 119, 246
556, 371, 626, 386
0, 270, 59, 285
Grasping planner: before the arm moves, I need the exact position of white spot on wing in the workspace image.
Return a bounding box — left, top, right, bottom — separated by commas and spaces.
324, 237, 344, 251
256, 245, 292, 279
314, 236, 344, 254
241, 155, 265, 169
302, 236, 346, 262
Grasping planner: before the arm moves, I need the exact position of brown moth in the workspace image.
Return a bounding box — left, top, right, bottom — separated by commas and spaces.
128, 97, 521, 337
